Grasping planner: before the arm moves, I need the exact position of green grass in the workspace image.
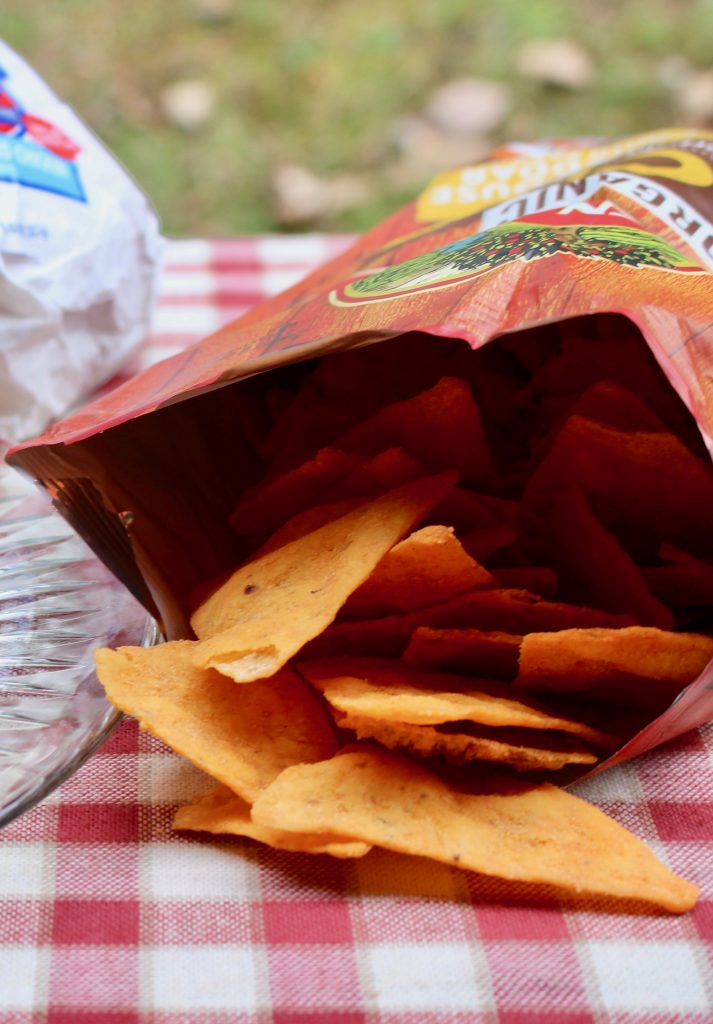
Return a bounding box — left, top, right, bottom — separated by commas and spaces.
0, 0, 709, 235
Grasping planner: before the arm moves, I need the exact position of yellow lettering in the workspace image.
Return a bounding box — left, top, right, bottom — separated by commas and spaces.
415, 130, 713, 223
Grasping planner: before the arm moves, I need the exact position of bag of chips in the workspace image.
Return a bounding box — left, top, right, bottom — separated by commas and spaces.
10, 129, 713, 912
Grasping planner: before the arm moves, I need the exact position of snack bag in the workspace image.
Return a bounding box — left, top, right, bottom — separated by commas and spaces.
0, 41, 162, 443
9, 127, 713, 779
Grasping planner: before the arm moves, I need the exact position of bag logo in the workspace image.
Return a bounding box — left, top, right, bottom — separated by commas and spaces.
330, 205, 701, 306
0, 65, 86, 202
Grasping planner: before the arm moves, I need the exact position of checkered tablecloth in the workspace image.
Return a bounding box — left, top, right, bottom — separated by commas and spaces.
1, 237, 712, 1024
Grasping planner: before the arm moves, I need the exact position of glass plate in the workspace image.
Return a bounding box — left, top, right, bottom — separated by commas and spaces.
0, 461, 156, 828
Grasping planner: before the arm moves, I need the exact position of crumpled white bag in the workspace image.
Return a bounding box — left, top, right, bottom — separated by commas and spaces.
0, 40, 162, 443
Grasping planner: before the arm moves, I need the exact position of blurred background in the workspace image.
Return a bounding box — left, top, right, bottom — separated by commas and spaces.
4, 0, 713, 237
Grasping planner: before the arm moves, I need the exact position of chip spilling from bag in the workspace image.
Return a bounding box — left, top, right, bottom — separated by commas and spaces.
249, 746, 698, 913
94, 315, 713, 913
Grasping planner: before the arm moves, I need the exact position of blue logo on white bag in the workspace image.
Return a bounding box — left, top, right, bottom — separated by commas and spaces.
0, 65, 86, 202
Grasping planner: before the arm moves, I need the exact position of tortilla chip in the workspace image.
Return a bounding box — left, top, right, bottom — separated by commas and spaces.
335, 377, 492, 484
259, 333, 473, 470
491, 567, 558, 598
306, 588, 635, 659
525, 375, 669, 452
342, 525, 493, 619
229, 447, 360, 541
404, 626, 522, 680
522, 404, 713, 560
479, 494, 519, 524
94, 642, 337, 802
515, 626, 713, 708
252, 450, 426, 555
253, 498, 362, 557
173, 784, 371, 858
592, 317, 708, 448
328, 447, 424, 498
191, 472, 456, 682
335, 712, 598, 771
643, 553, 713, 609
567, 380, 669, 435
430, 488, 500, 533
546, 487, 673, 628
659, 542, 701, 564
298, 656, 614, 747
460, 524, 518, 563
250, 747, 698, 912
466, 342, 531, 458
425, 586, 635, 636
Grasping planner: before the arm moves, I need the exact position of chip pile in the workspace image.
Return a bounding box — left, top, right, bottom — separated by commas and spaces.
95, 316, 713, 914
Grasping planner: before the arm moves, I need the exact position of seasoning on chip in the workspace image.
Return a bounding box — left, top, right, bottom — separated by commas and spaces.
249, 747, 698, 913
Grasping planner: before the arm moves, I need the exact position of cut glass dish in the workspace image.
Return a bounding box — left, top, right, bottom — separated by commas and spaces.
0, 462, 154, 827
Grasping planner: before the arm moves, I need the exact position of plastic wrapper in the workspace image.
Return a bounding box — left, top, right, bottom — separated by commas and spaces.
0, 41, 162, 443
9, 127, 713, 773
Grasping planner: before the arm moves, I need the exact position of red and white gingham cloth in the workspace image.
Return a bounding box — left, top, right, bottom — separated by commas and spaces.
1, 237, 712, 1024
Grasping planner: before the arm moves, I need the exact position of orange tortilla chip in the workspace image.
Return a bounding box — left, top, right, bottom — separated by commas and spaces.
515, 626, 713, 708
191, 473, 456, 682
342, 525, 493, 619
328, 447, 424, 498
522, 403, 713, 560
460, 524, 518, 563
250, 748, 698, 912
229, 447, 360, 541
173, 784, 371, 858
431, 589, 635, 637
659, 542, 703, 564
253, 498, 362, 557
259, 334, 474, 470
643, 548, 713, 609
519, 340, 701, 455
479, 494, 519, 524
298, 656, 614, 747
491, 567, 558, 598
94, 642, 337, 802
305, 588, 635, 659
566, 380, 669, 435
333, 712, 598, 771
591, 318, 708, 447
259, 380, 357, 472
546, 487, 673, 628
335, 377, 492, 484
430, 488, 499, 533
404, 627, 522, 680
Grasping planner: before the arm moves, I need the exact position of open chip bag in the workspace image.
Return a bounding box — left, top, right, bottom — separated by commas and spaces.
9, 128, 713, 913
